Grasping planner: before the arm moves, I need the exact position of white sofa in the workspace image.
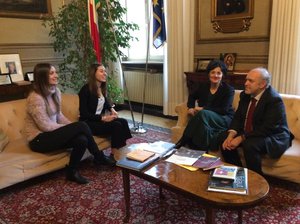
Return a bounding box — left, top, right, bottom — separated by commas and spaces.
171, 90, 300, 184
0, 94, 111, 190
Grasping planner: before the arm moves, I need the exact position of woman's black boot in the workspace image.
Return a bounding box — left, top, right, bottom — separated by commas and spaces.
93, 152, 116, 167
174, 136, 188, 149
66, 165, 89, 184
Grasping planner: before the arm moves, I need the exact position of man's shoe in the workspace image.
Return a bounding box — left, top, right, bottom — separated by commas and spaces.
66, 166, 89, 184
94, 155, 116, 167
109, 154, 117, 163
174, 142, 183, 149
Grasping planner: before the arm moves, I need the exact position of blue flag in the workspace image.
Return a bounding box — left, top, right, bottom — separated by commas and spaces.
153, 0, 166, 49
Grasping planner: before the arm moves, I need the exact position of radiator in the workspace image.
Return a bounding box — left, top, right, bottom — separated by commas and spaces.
124, 71, 163, 106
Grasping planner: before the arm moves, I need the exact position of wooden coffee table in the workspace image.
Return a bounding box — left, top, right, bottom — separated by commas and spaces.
119, 159, 269, 224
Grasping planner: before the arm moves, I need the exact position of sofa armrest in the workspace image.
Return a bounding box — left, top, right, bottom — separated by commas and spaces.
170, 102, 190, 143
175, 102, 190, 127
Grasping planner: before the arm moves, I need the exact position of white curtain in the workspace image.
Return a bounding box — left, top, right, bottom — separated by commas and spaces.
268, 0, 300, 95
163, 0, 195, 116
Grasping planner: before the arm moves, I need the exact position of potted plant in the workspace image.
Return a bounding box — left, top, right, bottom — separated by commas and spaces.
43, 0, 138, 103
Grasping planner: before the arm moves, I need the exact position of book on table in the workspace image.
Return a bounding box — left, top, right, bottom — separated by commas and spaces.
212, 165, 238, 180
126, 149, 155, 162
116, 154, 160, 171
207, 167, 248, 195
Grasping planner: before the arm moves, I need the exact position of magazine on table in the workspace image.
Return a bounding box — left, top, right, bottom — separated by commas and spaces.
127, 141, 175, 157
202, 159, 224, 171
207, 167, 248, 195
165, 146, 205, 166
193, 153, 221, 169
144, 141, 175, 157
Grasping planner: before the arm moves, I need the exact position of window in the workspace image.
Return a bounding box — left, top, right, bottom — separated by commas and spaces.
121, 0, 164, 61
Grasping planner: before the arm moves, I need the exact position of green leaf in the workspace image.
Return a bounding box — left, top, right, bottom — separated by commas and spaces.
43, 0, 138, 103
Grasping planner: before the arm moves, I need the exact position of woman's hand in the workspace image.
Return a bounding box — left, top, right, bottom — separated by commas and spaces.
187, 108, 196, 116
187, 107, 203, 116
111, 108, 119, 117
102, 114, 117, 122
194, 106, 203, 112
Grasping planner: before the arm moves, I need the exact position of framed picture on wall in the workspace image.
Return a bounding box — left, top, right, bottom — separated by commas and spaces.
196, 58, 213, 72
0, 0, 52, 19
0, 54, 24, 82
222, 53, 237, 72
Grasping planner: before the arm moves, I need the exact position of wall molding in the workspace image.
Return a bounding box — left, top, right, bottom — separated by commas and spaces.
194, 54, 268, 65
0, 43, 54, 50
0, 43, 63, 72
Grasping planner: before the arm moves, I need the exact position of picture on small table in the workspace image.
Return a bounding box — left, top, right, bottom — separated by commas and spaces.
25, 72, 34, 82
222, 53, 236, 72
0, 54, 24, 82
196, 58, 213, 72
0, 73, 12, 85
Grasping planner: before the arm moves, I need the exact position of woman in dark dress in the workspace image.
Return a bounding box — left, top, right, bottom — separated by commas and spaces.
78, 63, 132, 162
175, 59, 235, 151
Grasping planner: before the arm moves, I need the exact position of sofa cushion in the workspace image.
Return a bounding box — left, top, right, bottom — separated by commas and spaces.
0, 129, 9, 153
262, 139, 300, 182
0, 138, 69, 169
0, 138, 70, 189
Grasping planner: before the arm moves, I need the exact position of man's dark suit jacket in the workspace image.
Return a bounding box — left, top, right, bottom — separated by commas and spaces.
230, 86, 293, 158
187, 81, 235, 126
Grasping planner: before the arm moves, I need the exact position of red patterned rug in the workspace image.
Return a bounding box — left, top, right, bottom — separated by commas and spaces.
0, 125, 299, 224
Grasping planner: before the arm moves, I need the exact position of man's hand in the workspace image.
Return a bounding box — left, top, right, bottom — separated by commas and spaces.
222, 135, 243, 150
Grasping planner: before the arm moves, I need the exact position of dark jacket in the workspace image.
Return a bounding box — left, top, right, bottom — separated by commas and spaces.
187, 81, 235, 126
78, 84, 112, 122
231, 86, 294, 158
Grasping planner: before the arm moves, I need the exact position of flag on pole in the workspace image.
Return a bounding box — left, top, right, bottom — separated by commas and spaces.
152, 0, 166, 49
88, 0, 101, 63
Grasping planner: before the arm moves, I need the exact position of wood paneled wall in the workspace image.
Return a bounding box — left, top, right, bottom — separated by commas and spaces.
195, 0, 272, 71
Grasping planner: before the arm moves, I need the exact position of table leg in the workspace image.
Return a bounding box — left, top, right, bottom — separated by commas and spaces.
206, 207, 214, 224
122, 169, 130, 223
159, 186, 165, 199
238, 210, 242, 224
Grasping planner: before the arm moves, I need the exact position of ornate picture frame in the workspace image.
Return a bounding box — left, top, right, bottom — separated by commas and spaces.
0, 0, 52, 19
211, 0, 254, 33
222, 53, 237, 72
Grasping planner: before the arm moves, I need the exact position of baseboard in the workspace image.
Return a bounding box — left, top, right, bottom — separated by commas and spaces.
116, 101, 177, 120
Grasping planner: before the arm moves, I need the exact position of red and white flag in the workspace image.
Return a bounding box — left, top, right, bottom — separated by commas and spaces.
88, 0, 101, 63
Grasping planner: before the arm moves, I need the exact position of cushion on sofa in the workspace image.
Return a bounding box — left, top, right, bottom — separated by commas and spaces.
0, 138, 69, 169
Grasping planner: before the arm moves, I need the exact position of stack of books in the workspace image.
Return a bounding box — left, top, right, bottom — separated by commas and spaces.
207, 166, 248, 195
